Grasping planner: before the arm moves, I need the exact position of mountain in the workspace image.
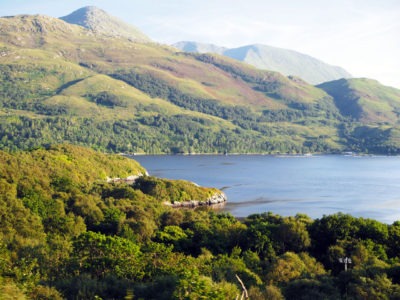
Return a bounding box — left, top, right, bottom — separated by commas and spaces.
173, 41, 227, 55
173, 41, 352, 85
0, 8, 399, 154
60, 6, 151, 42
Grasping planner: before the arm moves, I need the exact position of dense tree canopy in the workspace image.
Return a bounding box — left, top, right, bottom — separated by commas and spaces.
2, 145, 400, 299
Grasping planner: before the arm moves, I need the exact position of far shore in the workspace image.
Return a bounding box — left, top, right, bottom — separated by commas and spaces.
122, 151, 389, 157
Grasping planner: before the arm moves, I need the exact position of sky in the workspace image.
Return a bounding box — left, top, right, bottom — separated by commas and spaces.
1, 0, 400, 88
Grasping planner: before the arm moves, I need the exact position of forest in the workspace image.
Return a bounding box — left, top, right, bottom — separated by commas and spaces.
2, 61, 397, 156
1, 53, 399, 155
2, 144, 400, 299
0, 63, 350, 155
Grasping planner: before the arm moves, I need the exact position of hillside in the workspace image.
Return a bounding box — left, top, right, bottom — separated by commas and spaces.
173, 41, 352, 85
318, 78, 400, 153
318, 78, 400, 124
0, 143, 145, 185
0, 144, 230, 298
0, 8, 399, 154
2, 146, 400, 299
0, 10, 345, 154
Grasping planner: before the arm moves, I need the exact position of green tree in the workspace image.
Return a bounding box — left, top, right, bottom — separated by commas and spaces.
274, 217, 311, 253
283, 277, 340, 300
155, 225, 192, 252
173, 270, 239, 300
266, 252, 326, 285
388, 222, 400, 258
70, 231, 142, 279
309, 213, 360, 257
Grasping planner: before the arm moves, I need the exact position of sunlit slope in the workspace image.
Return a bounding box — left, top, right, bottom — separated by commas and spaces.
0, 14, 333, 110
1, 11, 399, 154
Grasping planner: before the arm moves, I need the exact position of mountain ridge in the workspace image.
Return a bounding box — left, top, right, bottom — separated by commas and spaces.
173, 41, 352, 85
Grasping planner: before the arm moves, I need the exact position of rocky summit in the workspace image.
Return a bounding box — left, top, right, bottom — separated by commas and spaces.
60, 6, 151, 42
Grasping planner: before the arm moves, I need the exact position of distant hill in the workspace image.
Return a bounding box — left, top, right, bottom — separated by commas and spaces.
173, 41, 227, 55
60, 6, 151, 42
0, 8, 400, 154
318, 78, 400, 153
173, 41, 352, 85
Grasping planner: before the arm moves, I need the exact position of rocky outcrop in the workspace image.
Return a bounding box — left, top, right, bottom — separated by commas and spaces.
106, 172, 147, 184
165, 192, 227, 208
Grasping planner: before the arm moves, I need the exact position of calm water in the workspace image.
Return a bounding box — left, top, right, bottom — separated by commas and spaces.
132, 155, 400, 223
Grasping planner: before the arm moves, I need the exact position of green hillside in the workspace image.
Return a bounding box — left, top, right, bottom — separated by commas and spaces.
318, 78, 400, 153
3, 145, 400, 299
0, 144, 230, 298
318, 78, 400, 124
0, 10, 399, 154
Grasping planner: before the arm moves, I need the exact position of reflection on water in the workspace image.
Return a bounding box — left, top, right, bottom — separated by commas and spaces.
225, 197, 299, 207
132, 155, 400, 223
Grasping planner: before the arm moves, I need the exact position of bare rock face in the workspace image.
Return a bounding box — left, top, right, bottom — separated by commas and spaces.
165, 192, 227, 208
60, 6, 151, 42
207, 192, 227, 205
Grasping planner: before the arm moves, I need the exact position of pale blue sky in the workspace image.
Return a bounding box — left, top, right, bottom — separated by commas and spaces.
1, 0, 399, 88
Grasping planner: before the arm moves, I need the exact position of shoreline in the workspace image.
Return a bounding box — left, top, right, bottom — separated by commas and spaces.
124, 152, 390, 158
